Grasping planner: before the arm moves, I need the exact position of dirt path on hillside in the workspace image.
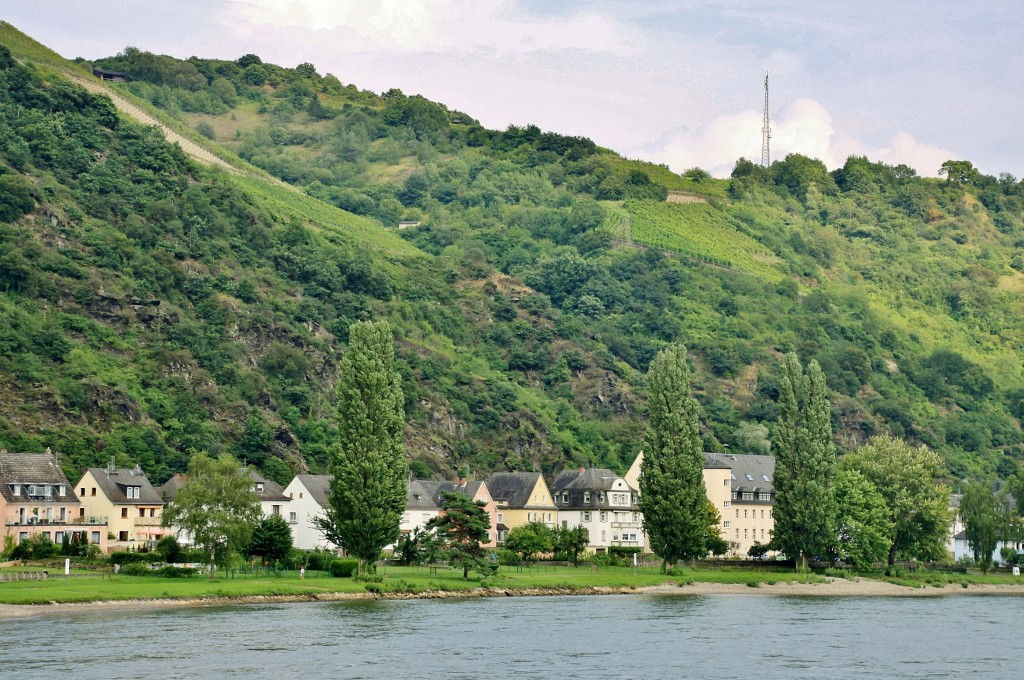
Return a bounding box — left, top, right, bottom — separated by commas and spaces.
68, 74, 239, 173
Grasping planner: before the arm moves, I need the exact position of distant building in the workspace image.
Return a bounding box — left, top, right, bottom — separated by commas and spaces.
551, 468, 642, 552
92, 68, 127, 82
397, 220, 421, 230
487, 472, 558, 541
0, 448, 107, 551
75, 463, 167, 549
283, 474, 334, 551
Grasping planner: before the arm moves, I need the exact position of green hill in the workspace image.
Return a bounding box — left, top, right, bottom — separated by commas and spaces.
1, 23, 1024, 490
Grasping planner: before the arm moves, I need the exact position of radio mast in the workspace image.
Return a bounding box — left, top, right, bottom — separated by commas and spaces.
761, 72, 771, 167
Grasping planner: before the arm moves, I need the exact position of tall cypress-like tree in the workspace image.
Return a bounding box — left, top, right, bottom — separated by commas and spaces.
639, 344, 711, 570
771, 353, 838, 571
324, 320, 407, 573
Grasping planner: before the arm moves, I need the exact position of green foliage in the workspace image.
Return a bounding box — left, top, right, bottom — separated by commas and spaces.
771, 354, 838, 570
325, 320, 407, 573
840, 435, 952, 565
162, 453, 262, 576
426, 491, 493, 578
329, 558, 359, 577
960, 482, 1009, 574
640, 344, 712, 567
503, 521, 553, 562
834, 468, 892, 570
248, 514, 294, 564
553, 525, 590, 565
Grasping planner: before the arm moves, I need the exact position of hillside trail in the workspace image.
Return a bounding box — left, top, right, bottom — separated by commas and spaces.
68, 74, 241, 173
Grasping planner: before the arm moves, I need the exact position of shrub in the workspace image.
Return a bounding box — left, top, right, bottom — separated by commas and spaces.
155, 566, 198, 578
111, 551, 164, 565
329, 558, 358, 577
119, 562, 151, 576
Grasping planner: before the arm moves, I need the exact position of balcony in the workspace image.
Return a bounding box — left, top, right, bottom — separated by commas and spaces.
5, 515, 107, 527
611, 522, 641, 529
133, 517, 163, 527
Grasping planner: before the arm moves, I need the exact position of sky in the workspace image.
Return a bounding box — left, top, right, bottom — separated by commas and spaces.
5, 1, 1023, 178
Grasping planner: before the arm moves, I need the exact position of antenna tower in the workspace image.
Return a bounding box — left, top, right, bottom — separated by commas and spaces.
761, 72, 771, 167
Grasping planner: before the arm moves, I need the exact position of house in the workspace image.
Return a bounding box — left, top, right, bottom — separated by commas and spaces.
248, 470, 291, 519
283, 474, 334, 551
551, 468, 643, 552
75, 463, 166, 549
397, 220, 421, 230
624, 450, 773, 557
92, 68, 127, 82
398, 479, 444, 541
0, 448, 107, 551
487, 472, 558, 542
949, 492, 1023, 565
723, 454, 775, 556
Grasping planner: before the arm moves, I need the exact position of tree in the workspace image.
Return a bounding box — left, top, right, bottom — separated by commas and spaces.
503, 522, 553, 562
426, 491, 494, 579
162, 453, 261, 578
639, 344, 712, 570
553, 525, 590, 566
771, 354, 838, 571
939, 160, 979, 185
960, 482, 1008, 574
840, 435, 951, 565
248, 514, 293, 567
834, 468, 892, 570
322, 320, 408, 574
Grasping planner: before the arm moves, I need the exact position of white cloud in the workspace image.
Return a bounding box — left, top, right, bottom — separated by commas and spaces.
644, 98, 957, 178
221, 0, 639, 55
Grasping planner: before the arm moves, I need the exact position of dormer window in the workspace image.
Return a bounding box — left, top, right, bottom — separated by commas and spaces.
256, 483, 264, 493
11, 484, 20, 496
58, 485, 66, 496
125, 486, 140, 500
583, 492, 591, 503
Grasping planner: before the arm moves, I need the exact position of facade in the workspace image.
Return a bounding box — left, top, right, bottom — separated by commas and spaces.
283, 474, 334, 551
487, 472, 558, 542
723, 454, 775, 556
248, 470, 291, 518
0, 449, 107, 550
399, 479, 444, 541
75, 465, 166, 549
551, 468, 643, 552
434, 480, 498, 548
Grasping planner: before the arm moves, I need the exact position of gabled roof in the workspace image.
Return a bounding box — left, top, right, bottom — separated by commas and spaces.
247, 469, 290, 502
551, 468, 639, 510
723, 454, 775, 494
83, 467, 164, 505
0, 450, 79, 504
406, 480, 444, 510
159, 473, 186, 501
293, 474, 332, 506
551, 468, 630, 493
487, 472, 545, 508
433, 480, 490, 506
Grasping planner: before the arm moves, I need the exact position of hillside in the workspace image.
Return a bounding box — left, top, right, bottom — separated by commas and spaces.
2, 24, 1024, 489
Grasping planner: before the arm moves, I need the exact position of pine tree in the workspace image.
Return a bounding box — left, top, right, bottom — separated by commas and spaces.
426, 491, 494, 579
639, 344, 711, 570
324, 320, 407, 574
771, 354, 838, 571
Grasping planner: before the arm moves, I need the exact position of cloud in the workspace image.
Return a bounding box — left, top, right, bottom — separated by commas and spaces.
221, 0, 639, 56
644, 98, 957, 178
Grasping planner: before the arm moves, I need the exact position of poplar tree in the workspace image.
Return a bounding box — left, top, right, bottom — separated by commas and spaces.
771, 354, 838, 571
639, 344, 711, 571
324, 320, 407, 574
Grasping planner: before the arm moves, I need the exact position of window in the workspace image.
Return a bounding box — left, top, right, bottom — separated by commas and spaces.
59, 508, 65, 521
272, 505, 281, 515
91, 531, 100, 544
598, 493, 605, 503
289, 512, 297, 523
290, 492, 294, 499
723, 521, 731, 529
735, 529, 739, 539
80, 487, 85, 497
583, 492, 591, 503
139, 508, 145, 517
760, 509, 765, 519
744, 509, 748, 518
562, 520, 568, 529
723, 500, 730, 508
299, 492, 304, 499
149, 508, 155, 517
121, 508, 128, 518
746, 474, 754, 481
744, 529, 748, 539
256, 483, 264, 493
91, 487, 96, 496
497, 513, 503, 524
759, 493, 771, 502
58, 485, 65, 496
118, 531, 129, 542
582, 511, 591, 522
600, 511, 607, 522
54, 531, 64, 544
723, 478, 729, 486
742, 492, 754, 501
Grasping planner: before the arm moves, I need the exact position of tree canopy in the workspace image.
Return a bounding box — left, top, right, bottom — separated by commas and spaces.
425, 491, 495, 579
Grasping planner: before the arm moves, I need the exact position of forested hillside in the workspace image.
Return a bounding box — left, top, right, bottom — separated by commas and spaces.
2, 24, 1023, 489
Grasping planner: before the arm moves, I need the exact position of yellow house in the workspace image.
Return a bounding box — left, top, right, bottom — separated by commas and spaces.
625, 450, 733, 548
487, 472, 558, 542
76, 465, 167, 549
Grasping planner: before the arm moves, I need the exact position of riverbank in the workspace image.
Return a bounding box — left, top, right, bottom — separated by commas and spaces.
3, 577, 1023, 620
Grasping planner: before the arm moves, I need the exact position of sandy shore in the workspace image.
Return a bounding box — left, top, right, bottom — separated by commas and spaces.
2, 577, 1023, 620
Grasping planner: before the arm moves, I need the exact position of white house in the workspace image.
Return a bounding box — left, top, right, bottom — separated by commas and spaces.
551, 468, 643, 552
283, 475, 334, 551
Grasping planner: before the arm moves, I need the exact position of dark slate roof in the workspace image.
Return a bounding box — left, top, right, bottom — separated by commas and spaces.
294, 474, 332, 506
487, 472, 543, 508
432, 480, 489, 506
0, 451, 80, 504
247, 469, 290, 502
551, 468, 639, 511
702, 452, 732, 469
85, 467, 164, 505
159, 473, 187, 501
721, 454, 775, 494
407, 480, 444, 510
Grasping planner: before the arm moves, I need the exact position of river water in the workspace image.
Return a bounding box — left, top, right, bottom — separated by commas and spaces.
2, 594, 1020, 678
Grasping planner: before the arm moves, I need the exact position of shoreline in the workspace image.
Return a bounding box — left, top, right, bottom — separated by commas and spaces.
3, 578, 1024, 620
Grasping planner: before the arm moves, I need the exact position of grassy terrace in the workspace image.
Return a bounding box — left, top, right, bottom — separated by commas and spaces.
3, 564, 1020, 606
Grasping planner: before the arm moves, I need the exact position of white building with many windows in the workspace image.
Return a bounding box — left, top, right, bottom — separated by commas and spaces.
551, 468, 643, 552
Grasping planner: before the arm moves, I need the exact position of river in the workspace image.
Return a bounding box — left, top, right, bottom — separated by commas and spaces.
2, 594, 1019, 678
